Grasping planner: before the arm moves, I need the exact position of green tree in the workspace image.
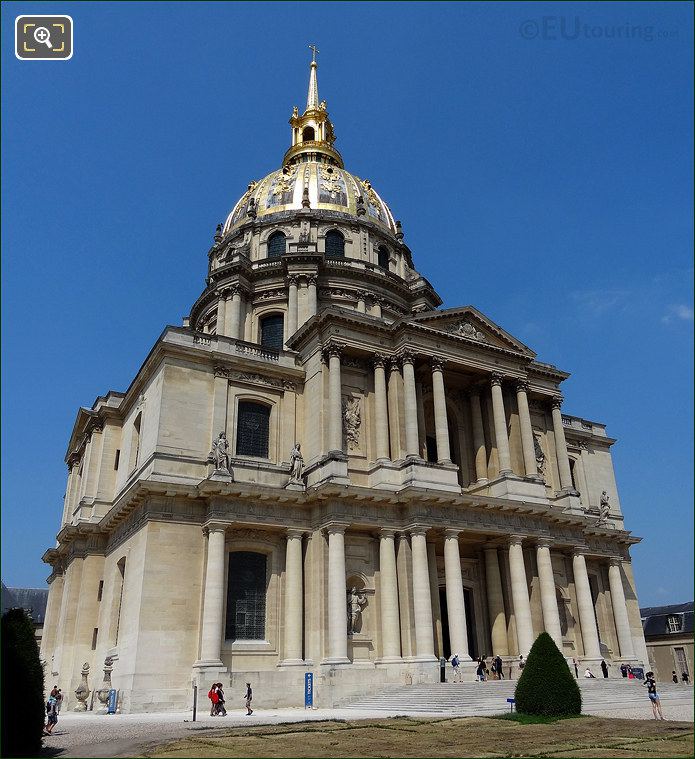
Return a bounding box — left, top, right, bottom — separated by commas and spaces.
515, 632, 582, 717
1, 608, 45, 757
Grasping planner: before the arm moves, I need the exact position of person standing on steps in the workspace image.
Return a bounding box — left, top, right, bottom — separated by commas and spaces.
620, 662, 628, 678
494, 654, 504, 679
643, 671, 665, 720
518, 655, 526, 678
601, 660, 609, 678
244, 682, 253, 715
671, 671, 679, 684
450, 653, 461, 682
573, 658, 579, 678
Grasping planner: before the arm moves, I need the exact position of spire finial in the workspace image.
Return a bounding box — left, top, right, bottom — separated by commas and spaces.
306, 45, 320, 111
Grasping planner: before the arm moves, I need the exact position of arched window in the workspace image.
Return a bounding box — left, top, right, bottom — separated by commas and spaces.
226, 551, 267, 640
267, 231, 286, 258
325, 229, 345, 257
302, 126, 315, 141
236, 401, 271, 458
377, 245, 390, 269
260, 313, 284, 350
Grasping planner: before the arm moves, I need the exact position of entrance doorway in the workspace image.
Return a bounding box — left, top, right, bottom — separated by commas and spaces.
439, 587, 478, 660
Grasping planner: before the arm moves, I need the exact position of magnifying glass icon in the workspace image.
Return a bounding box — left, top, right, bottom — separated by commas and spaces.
33, 26, 53, 48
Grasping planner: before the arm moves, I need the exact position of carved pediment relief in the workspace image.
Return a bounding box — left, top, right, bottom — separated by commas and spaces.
409, 306, 535, 356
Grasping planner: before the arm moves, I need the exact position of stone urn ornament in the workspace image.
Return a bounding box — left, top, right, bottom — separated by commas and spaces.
96, 656, 114, 713
74, 662, 91, 711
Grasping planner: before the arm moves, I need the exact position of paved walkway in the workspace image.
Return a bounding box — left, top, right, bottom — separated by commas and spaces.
43, 693, 694, 758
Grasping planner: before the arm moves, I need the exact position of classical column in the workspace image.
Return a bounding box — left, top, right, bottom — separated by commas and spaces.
551, 396, 574, 491
306, 275, 318, 319
378, 529, 402, 661
431, 358, 452, 464
490, 373, 512, 475
356, 291, 367, 313
326, 343, 343, 454
401, 351, 420, 458
387, 358, 402, 460
444, 529, 470, 659
287, 276, 299, 338
516, 380, 538, 478
508, 536, 534, 656
608, 558, 636, 659
326, 524, 349, 663
484, 545, 509, 656
373, 355, 390, 461
410, 527, 436, 660
198, 526, 226, 665
468, 388, 488, 483
229, 286, 244, 339
536, 540, 563, 651
572, 550, 601, 659
216, 290, 227, 336
281, 529, 304, 665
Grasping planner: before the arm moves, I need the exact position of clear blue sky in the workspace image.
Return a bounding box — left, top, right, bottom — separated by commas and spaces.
2, 2, 692, 606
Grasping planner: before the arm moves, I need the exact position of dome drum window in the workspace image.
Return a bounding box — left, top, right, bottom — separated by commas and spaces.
267, 231, 287, 258
377, 245, 390, 269
260, 313, 284, 350
325, 229, 345, 258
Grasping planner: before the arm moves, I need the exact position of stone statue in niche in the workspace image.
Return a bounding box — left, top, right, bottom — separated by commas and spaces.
533, 432, 547, 479
209, 432, 231, 473
596, 491, 611, 525
289, 443, 304, 484
347, 586, 367, 635
342, 397, 361, 450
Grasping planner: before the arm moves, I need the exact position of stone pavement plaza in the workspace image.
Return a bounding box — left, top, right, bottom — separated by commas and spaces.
44, 682, 694, 758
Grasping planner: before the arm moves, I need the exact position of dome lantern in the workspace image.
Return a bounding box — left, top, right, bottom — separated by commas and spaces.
284, 46, 343, 169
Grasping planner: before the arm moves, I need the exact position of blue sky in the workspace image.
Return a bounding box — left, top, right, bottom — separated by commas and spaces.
2, 1, 692, 606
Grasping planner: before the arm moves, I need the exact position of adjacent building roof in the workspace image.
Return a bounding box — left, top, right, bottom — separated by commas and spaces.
640, 601, 694, 637
1, 582, 49, 624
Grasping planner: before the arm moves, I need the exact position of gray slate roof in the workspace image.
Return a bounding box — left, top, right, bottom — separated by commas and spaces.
640, 601, 694, 637
1, 582, 49, 624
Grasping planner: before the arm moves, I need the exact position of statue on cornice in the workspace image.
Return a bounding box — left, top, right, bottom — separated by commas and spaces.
289, 442, 304, 484
210, 431, 231, 472
596, 491, 610, 525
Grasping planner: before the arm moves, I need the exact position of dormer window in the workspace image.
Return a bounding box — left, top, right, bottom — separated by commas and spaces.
667, 615, 683, 633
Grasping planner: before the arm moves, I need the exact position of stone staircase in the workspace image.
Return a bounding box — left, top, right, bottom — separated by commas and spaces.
344, 678, 693, 716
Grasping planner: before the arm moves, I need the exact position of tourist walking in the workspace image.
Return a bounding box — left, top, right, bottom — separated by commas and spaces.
451, 653, 461, 682
44, 694, 59, 735
494, 655, 504, 679
601, 660, 609, 678
682, 672, 690, 685
244, 682, 253, 715
643, 671, 664, 720
55, 688, 63, 713
620, 662, 628, 678
573, 658, 579, 678
208, 683, 219, 716
475, 658, 486, 682
672, 671, 679, 684
216, 683, 227, 716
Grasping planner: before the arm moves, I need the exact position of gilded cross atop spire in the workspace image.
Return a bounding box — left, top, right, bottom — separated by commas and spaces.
306, 45, 320, 111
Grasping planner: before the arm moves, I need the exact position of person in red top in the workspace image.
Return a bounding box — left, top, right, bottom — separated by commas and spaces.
208, 683, 219, 716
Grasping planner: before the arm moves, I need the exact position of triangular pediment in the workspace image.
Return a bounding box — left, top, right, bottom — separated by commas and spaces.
408, 306, 536, 357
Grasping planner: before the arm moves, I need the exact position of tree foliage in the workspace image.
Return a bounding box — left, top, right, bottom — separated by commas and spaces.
515, 632, 582, 717
2, 608, 45, 757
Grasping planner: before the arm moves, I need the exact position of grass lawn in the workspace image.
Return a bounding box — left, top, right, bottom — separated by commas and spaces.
142, 715, 694, 758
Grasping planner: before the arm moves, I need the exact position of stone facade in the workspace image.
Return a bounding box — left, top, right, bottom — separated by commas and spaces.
40, 57, 648, 712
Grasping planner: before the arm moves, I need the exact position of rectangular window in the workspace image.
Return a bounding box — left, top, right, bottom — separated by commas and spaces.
667, 615, 682, 633
97, 580, 104, 602
674, 647, 689, 677
225, 551, 267, 641
91, 628, 98, 650
114, 449, 120, 470
236, 402, 270, 459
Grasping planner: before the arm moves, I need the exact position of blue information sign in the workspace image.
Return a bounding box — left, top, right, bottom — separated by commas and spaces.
107, 689, 117, 714
304, 672, 313, 708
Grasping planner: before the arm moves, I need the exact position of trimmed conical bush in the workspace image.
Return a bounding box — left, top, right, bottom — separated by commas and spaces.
1, 608, 45, 757
514, 632, 582, 717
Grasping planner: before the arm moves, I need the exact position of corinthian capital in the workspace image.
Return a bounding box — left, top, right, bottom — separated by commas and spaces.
431, 356, 445, 372
515, 378, 530, 393
322, 341, 343, 361
552, 395, 564, 410
399, 348, 416, 365
490, 372, 504, 387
